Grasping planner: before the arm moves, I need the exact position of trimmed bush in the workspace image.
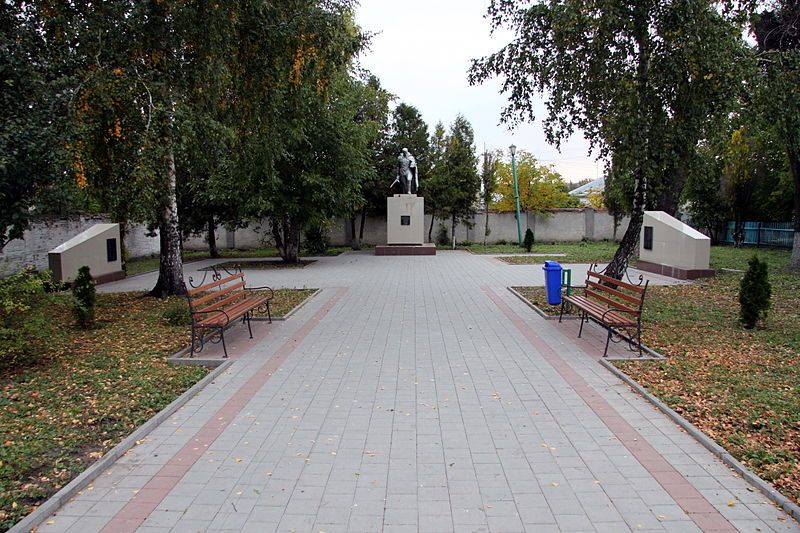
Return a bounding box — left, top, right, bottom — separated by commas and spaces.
739, 256, 771, 329
436, 225, 449, 246
523, 228, 535, 252
303, 225, 329, 256
72, 266, 96, 329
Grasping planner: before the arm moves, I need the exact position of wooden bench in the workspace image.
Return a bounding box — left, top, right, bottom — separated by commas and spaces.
558, 267, 649, 357
184, 267, 273, 358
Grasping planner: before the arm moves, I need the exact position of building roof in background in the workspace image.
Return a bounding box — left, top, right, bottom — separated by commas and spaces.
569, 176, 605, 196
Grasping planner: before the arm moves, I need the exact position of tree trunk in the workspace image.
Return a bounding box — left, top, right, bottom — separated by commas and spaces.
451, 214, 456, 249
428, 214, 435, 243
484, 206, 490, 245
789, 144, 800, 271
359, 209, 366, 241
207, 216, 219, 258
606, 176, 646, 280
272, 217, 300, 263
733, 212, 745, 248
150, 151, 186, 297
605, 2, 650, 281
349, 216, 361, 250
658, 162, 687, 216
119, 221, 129, 273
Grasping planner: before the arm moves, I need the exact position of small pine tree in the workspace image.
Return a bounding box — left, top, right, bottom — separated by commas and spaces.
72, 266, 96, 329
436, 225, 449, 246
739, 256, 771, 329
523, 228, 535, 252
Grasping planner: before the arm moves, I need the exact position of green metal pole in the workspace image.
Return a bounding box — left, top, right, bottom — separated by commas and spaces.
512, 152, 522, 246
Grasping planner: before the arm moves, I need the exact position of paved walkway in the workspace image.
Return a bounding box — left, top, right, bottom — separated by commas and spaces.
36, 251, 798, 532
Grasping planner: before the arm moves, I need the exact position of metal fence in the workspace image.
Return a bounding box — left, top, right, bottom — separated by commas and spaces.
723, 221, 794, 248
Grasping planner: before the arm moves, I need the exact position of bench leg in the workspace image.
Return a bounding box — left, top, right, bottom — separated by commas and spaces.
190, 328, 196, 358
266, 302, 272, 323
636, 324, 643, 357
245, 312, 253, 339
578, 311, 587, 338
559, 300, 565, 323
603, 328, 612, 358
220, 327, 228, 359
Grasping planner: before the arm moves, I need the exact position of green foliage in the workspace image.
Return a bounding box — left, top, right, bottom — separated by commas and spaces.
428, 115, 481, 231
161, 302, 191, 327
523, 228, 535, 252
0, 270, 59, 371
494, 150, 577, 212
303, 225, 330, 256
739, 256, 772, 329
436, 225, 449, 246
0, 5, 71, 249
71, 266, 96, 329
470, 0, 748, 277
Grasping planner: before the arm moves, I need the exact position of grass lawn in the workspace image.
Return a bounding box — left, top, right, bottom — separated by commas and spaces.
510, 286, 581, 317
509, 245, 799, 504
0, 288, 317, 530
613, 246, 800, 504
466, 240, 620, 264
126, 246, 351, 277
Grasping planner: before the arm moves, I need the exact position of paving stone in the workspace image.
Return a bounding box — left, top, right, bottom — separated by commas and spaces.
24, 255, 799, 533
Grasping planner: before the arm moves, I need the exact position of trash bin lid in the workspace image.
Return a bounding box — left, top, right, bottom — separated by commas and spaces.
543, 261, 562, 269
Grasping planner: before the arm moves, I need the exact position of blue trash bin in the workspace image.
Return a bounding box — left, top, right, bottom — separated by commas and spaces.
542, 261, 563, 305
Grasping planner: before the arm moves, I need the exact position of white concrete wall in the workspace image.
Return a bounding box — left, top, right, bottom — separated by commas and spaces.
1, 209, 630, 277
339, 209, 628, 246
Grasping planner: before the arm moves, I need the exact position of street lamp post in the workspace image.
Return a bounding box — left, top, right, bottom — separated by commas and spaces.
510, 144, 522, 246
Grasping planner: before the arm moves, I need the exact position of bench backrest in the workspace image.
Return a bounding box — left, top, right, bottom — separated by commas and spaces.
584, 271, 649, 315
186, 272, 247, 315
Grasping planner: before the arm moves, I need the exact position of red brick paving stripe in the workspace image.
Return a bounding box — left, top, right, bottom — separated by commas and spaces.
482, 286, 736, 533
100, 287, 348, 533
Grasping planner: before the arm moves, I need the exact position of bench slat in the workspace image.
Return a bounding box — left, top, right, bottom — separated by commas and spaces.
197, 295, 269, 326
587, 271, 646, 293
192, 280, 246, 308
563, 296, 638, 326
586, 280, 643, 307
196, 289, 247, 315
187, 272, 244, 297
584, 289, 639, 315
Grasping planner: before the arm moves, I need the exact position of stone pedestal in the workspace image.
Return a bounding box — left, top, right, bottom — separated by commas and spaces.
387, 194, 424, 244
375, 194, 435, 256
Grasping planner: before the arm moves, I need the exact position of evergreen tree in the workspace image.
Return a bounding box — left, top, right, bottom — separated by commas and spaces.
739, 256, 771, 329
72, 266, 96, 329
440, 115, 480, 247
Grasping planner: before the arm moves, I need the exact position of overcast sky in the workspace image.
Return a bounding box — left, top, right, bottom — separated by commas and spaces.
354, 0, 601, 184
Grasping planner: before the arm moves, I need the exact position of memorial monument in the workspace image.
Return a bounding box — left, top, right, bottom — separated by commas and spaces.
376, 148, 436, 256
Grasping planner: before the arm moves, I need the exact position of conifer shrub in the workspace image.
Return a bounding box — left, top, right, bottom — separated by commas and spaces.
523, 228, 535, 252
436, 225, 449, 246
72, 266, 96, 329
739, 256, 771, 329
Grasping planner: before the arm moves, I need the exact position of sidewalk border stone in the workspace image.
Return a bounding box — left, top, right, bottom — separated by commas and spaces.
507, 286, 580, 321
601, 359, 800, 523
8, 359, 234, 533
